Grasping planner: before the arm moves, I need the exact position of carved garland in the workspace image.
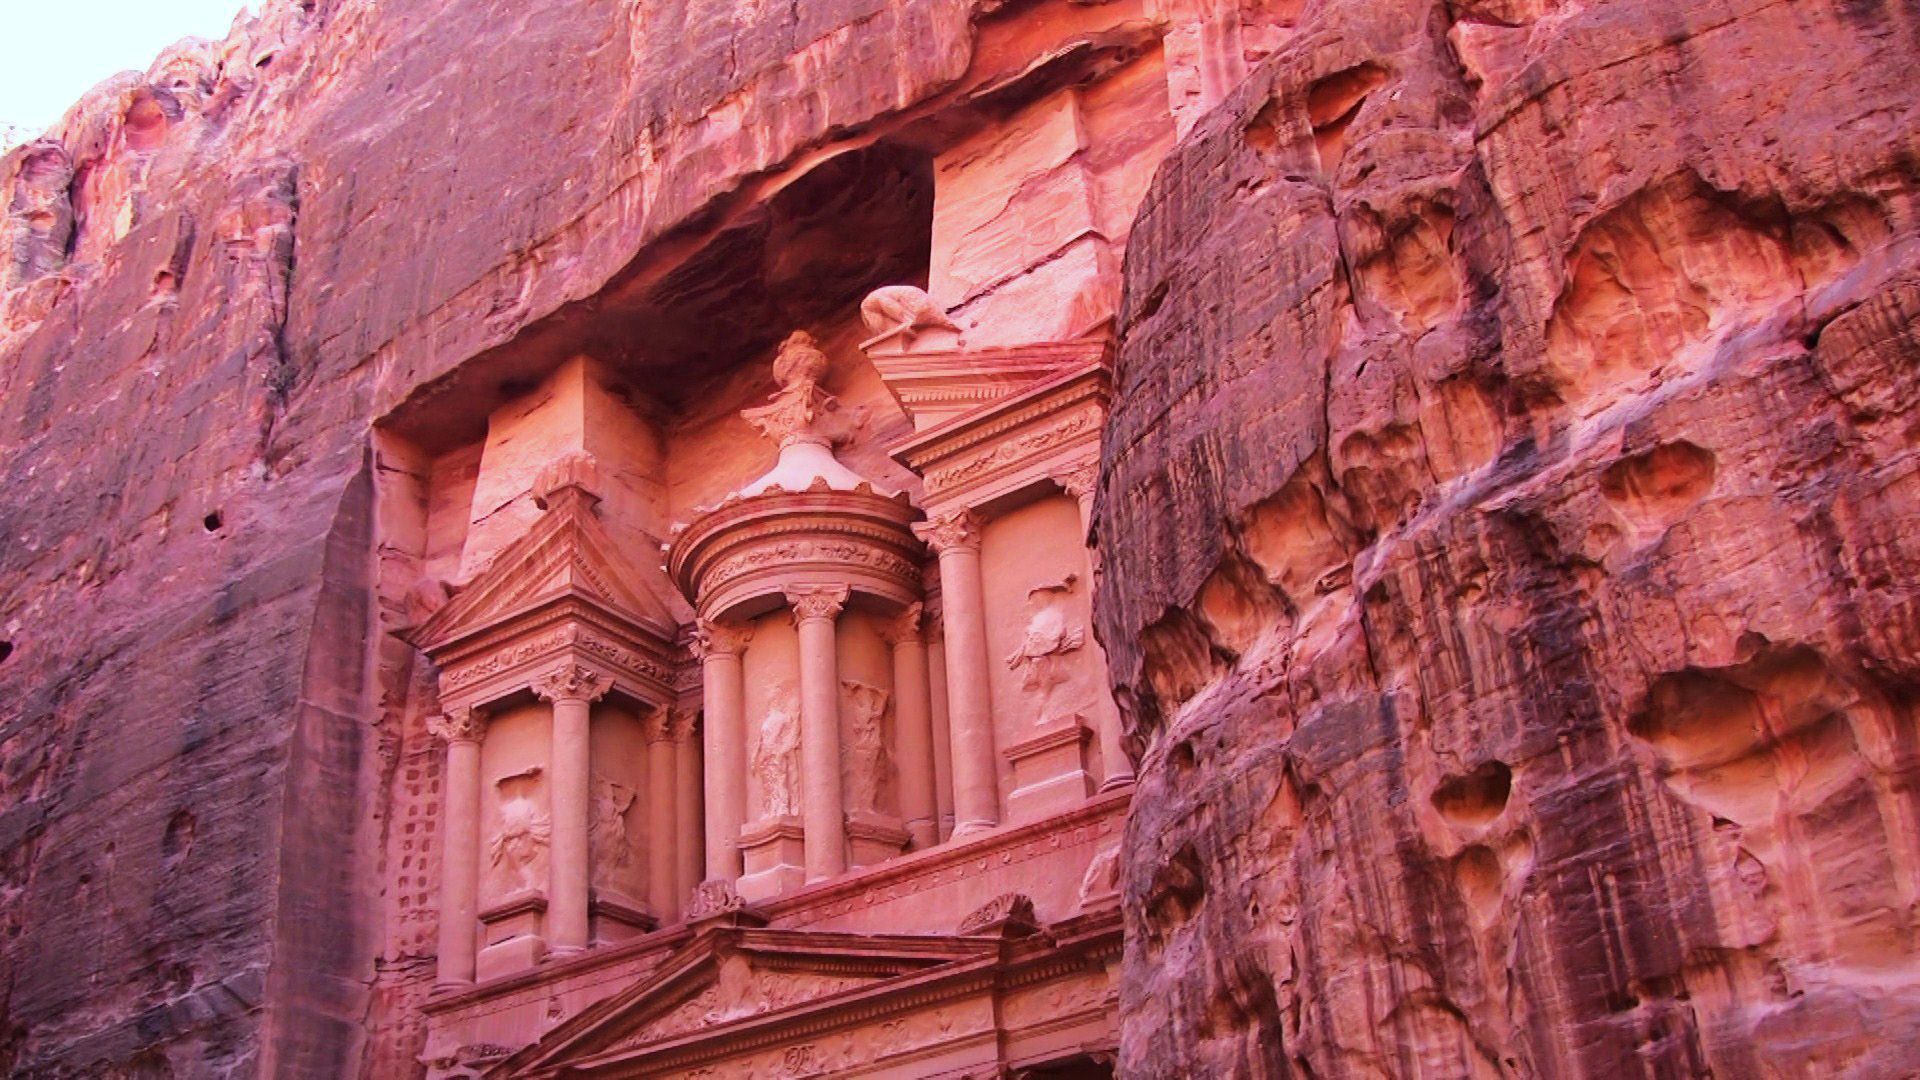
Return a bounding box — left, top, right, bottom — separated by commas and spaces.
922, 407, 1098, 493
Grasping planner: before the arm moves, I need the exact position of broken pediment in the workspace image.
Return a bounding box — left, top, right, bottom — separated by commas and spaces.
491, 926, 993, 1077
411, 465, 679, 655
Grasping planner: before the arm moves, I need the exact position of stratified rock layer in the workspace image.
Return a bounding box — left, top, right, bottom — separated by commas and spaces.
1100, 0, 1920, 1075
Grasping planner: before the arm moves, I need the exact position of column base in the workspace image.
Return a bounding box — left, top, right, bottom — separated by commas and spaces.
590, 889, 658, 945
736, 816, 807, 902
950, 818, 999, 840
846, 811, 910, 868
1004, 719, 1095, 824
477, 891, 548, 979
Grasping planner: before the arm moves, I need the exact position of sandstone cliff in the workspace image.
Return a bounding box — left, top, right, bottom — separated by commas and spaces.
1, 0, 1916, 1076
1099, 0, 1920, 1075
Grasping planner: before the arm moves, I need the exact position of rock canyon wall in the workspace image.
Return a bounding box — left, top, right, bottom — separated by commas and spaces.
0, 0, 1914, 1076
1099, 0, 1920, 1076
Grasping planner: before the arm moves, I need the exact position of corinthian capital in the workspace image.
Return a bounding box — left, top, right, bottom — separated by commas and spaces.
1052, 460, 1099, 501
785, 584, 850, 624
427, 705, 486, 744
642, 704, 674, 744
532, 663, 610, 704
913, 510, 982, 554
692, 618, 753, 660
878, 602, 923, 647
668, 706, 701, 743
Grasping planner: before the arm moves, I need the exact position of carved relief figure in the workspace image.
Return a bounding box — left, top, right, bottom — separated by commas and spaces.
489, 768, 551, 895
590, 776, 637, 886
840, 680, 893, 814
860, 284, 961, 342
753, 683, 802, 818
1005, 574, 1087, 724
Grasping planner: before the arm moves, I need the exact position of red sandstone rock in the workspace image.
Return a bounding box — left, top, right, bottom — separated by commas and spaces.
1100, 0, 1920, 1075
2, 0, 1917, 1076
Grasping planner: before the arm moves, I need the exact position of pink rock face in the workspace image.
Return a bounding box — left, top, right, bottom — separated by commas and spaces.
1, 0, 1916, 1076
1099, 0, 1920, 1077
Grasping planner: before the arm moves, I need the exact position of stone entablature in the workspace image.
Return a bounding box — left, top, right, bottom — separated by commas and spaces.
891, 359, 1110, 518
664, 489, 923, 623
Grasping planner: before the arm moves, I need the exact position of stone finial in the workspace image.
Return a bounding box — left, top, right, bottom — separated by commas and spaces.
860, 285, 961, 343
685, 879, 766, 926
692, 618, 753, 660
913, 510, 982, 554
427, 705, 486, 744
740, 331, 838, 447
957, 892, 1042, 937
532, 663, 610, 704
785, 584, 850, 624
533, 452, 602, 512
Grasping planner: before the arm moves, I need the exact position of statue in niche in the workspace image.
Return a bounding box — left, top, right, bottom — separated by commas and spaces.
590, 776, 636, 887
752, 683, 802, 818
1005, 574, 1087, 725
488, 768, 550, 895
840, 680, 893, 814
860, 284, 961, 343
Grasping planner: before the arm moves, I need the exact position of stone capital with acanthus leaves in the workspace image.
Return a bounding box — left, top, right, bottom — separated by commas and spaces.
692, 618, 754, 660
427, 705, 487, 745
912, 509, 982, 554
532, 662, 611, 704
785, 583, 850, 624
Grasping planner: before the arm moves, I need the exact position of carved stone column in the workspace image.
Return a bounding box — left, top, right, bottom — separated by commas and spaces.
914, 511, 1000, 836
924, 597, 955, 841
534, 664, 608, 955
429, 706, 485, 987
881, 603, 939, 849
787, 584, 850, 881
670, 708, 703, 910
643, 706, 678, 922
695, 620, 751, 884
1055, 463, 1134, 791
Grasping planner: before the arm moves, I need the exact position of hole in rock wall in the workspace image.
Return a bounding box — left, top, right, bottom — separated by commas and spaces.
1144, 842, 1208, 956
0, 641, 11, 664
1628, 645, 1918, 967
1432, 760, 1512, 827
123, 93, 172, 153
1543, 172, 1886, 407
161, 810, 196, 869
1307, 63, 1387, 175
202, 511, 223, 533
1599, 440, 1716, 537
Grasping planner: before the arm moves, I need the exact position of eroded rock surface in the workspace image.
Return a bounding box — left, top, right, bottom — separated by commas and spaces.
2, 0, 1917, 1074
1100, 0, 1920, 1075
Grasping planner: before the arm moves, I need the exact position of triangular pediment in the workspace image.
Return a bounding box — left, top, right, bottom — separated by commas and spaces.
493, 927, 992, 1077
412, 492, 677, 652
865, 338, 1110, 432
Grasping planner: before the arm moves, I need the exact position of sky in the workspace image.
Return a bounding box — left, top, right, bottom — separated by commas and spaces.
1, 0, 256, 140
